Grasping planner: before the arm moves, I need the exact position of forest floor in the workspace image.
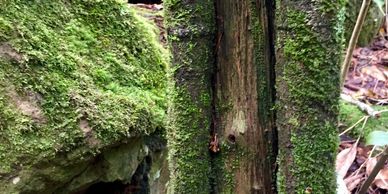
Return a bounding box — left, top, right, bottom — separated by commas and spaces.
338, 37, 388, 194
343, 37, 388, 104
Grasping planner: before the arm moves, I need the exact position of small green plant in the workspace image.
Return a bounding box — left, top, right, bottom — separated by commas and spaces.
366, 130, 388, 146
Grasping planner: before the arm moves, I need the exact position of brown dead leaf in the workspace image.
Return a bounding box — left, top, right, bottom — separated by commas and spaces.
344, 173, 364, 191
366, 157, 378, 176
375, 169, 388, 190
336, 143, 358, 178
382, 68, 388, 78
358, 147, 369, 158
344, 38, 388, 103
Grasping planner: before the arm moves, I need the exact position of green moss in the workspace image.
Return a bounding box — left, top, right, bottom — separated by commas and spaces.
0, 0, 167, 175
276, 151, 287, 194
164, 0, 214, 36
167, 88, 212, 194
164, 0, 215, 193
339, 100, 388, 137
277, 1, 345, 193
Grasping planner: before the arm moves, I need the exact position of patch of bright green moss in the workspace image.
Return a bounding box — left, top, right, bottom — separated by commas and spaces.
0, 0, 167, 174
339, 100, 388, 137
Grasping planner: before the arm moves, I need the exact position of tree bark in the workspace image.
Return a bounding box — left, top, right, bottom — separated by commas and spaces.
164, 0, 215, 193
276, 1, 345, 193
213, 0, 276, 193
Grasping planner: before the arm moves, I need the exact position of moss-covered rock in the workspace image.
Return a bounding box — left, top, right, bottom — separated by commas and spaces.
0, 0, 167, 192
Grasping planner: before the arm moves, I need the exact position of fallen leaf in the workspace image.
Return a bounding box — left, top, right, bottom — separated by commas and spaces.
344, 37, 388, 103
336, 142, 358, 178
344, 173, 364, 191
375, 169, 388, 190
366, 157, 377, 176
361, 66, 386, 81
337, 174, 350, 194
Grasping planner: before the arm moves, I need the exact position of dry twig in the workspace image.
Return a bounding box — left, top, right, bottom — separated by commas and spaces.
341, 0, 372, 87
341, 94, 380, 117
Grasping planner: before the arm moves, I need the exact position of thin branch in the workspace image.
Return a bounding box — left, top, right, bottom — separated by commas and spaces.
358, 146, 388, 194
340, 0, 372, 87
340, 94, 380, 117
378, 5, 385, 15
353, 145, 376, 177
385, 0, 388, 35
339, 115, 368, 136
376, 109, 388, 114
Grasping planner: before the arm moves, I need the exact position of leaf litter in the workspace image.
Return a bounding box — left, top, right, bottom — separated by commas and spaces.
339, 37, 388, 193
343, 37, 388, 105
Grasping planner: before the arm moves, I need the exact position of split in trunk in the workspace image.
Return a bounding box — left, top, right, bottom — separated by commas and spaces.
212, 0, 276, 193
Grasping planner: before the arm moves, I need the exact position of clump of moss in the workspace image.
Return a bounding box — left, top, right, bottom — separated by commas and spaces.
276, 1, 346, 193
339, 100, 388, 137
0, 0, 167, 174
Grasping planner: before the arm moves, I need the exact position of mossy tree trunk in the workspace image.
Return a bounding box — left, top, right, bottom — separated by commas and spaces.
213, 0, 276, 193
276, 1, 345, 193
164, 0, 215, 193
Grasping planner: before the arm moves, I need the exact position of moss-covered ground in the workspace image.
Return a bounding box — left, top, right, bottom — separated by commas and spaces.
340, 100, 388, 137
0, 0, 167, 174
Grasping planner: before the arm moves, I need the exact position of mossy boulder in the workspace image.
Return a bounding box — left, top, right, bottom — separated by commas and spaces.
0, 0, 167, 193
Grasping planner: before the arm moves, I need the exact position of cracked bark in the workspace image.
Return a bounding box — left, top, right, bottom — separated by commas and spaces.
212, 0, 276, 193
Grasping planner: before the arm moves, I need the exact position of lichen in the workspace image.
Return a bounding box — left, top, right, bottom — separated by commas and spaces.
0, 0, 167, 181
276, 1, 346, 193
